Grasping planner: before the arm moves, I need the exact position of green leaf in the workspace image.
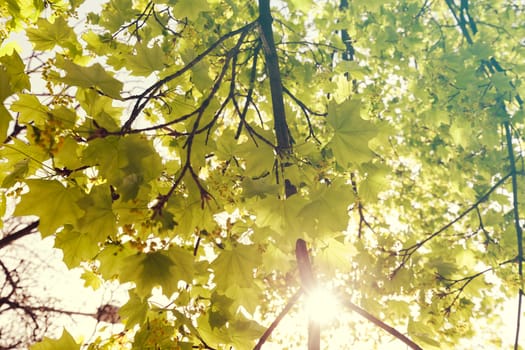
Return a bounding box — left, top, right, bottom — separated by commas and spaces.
0, 68, 14, 101
132, 316, 176, 350
0, 51, 30, 92
298, 183, 352, 233
0, 192, 5, 229
228, 316, 265, 350
211, 244, 261, 292
10, 94, 50, 125
83, 135, 162, 201
54, 56, 122, 98
53, 136, 83, 170
1, 158, 29, 188
223, 284, 261, 315
315, 237, 356, 275
15, 180, 84, 236
26, 17, 77, 51
208, 292, 234, 328
119, 290, 149, 328
241, 177, 280, 198
288, 0, 314, 12
358, 163, 390, 203
76, 88, 122, 130
30, 329, 80, 350
97, 0, 140, 32
237, 130, 276, 177
80, 269, 103, 290
119, 249, 192, 298
254, 196, 306, 241
326, 99, 378, 165
0, 105, 11, 142
54, 226, 100, 268
166, 246, 195, 282
449, 118, 471, 149
128, 42, 166, 76
173, 0, 210, 21
97, 243, 135, 280
76, 185, 117, 242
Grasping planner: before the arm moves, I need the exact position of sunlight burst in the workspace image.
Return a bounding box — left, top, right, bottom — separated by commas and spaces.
304, 287, 341, 325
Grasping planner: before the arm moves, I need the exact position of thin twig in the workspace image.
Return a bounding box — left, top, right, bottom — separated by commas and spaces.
393, 172, 512, 275
253, 289, 303, 350
342, 299, 423, 350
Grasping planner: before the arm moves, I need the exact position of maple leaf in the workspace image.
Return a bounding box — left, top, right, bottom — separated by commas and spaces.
54, 56, 122, 98
326, 99, 378, 165
120, 251, 178, 298
254, 196, 306, 244
26, 17, 76, 51
119, 290, 149, 328
76, 185, 117, 242
173, 0, 210, 21
211, 245, 261, 293
0, 51, 30, 93
128, 42, 166, 76
30, 329, 80, 350
10, 94, 50, 125
54, 226, 100, 268
299, 183, 353, 233
15, 180, 84, 237
119, 248, 194, 298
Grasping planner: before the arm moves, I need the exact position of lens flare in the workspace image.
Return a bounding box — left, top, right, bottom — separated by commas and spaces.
304, 287, 340, 325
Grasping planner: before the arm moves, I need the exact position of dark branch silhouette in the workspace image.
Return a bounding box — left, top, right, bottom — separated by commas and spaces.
258, 0, 291, 154
0, 221, 39, 251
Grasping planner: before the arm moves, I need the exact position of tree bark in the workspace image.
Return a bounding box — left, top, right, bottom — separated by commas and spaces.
296, 239, 320, 350
258, 0, 291, 154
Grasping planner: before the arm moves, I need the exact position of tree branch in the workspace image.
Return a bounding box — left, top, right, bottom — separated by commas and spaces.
253, 288, 303, 350
392, 172, 512, 276
121, 20, 257, 132
342, 299, 423, 350
0, 220, 39, 251
258, 0, 291, 154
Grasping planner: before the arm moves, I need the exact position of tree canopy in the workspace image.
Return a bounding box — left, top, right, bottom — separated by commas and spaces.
1, 0, 524, 348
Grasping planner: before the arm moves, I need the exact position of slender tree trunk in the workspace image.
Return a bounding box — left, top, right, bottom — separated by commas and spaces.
257, 0, 291, 154
296, 239, 320, 350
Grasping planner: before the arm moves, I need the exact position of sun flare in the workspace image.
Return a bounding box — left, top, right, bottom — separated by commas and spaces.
304, 287, 341, 325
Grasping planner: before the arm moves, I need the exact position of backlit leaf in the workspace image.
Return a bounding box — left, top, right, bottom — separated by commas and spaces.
26, 17, 76, 51
119, 290, 149, 328
128, 42, 166, 76
211, 244, 261, 292
326, 99, 378, 165
15, 180, 84, 236
299, 183, 352, 233
54, 56, 123, 98
54, 226, 100, 268
120, 251, 185, 298
76, 185, 117, 242
30, 329, 80, 350
173, 0, 210, 21
10, 94, 50, 125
